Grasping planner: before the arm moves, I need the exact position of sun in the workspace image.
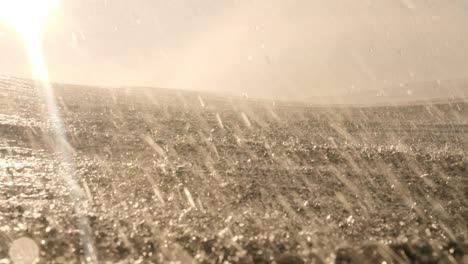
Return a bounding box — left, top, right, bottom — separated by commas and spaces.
0, 0, 58, 82
0, 0, 58, 37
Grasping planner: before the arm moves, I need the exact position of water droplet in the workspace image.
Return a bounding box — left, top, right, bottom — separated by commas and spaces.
197, 95, 205, 107
9, 237, 39, 264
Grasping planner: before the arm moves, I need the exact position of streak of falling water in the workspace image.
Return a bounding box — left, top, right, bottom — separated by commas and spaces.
24, 34, 98, 263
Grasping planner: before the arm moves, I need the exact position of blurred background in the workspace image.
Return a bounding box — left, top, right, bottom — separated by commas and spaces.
1, 0, 467, 101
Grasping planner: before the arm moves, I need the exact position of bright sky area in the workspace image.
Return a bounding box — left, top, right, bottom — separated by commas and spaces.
1, 0, 468, 100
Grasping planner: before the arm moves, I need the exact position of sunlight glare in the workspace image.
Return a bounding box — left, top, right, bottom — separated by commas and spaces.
0, 0, 58, 82
0, 0, 58, 36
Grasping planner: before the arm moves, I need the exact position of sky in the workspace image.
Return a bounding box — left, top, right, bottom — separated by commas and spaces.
1, 0, 468, 100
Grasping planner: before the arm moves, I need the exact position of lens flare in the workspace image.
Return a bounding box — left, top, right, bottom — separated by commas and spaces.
1, 1, 98, 262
